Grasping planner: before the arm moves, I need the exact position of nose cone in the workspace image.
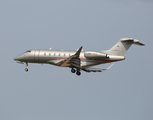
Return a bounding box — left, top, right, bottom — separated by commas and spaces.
14, 56, 20, 61
14, 55, 22, 61
14, 55, 25, 64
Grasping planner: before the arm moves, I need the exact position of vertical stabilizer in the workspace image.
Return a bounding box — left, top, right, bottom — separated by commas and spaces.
103, 38, 144, 56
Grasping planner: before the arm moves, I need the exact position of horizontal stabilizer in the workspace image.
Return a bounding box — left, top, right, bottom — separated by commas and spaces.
102, 63, 114, 70
82, 63, 114, 72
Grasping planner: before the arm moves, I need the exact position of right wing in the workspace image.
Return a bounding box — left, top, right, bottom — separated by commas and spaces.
82, 63, 114, 72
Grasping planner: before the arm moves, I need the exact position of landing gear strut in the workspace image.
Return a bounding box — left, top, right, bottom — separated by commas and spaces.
25, 62, 28, 72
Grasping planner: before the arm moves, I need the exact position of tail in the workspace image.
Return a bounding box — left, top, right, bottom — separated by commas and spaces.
104, 38, 145, 56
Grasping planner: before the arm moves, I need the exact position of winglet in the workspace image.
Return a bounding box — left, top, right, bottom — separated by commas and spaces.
133, 39, 145, 46
133, 42, 145, 46
75, 46, 83, 57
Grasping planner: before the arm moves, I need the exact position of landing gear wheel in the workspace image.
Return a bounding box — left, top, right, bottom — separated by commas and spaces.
25, 62, 28, 72
71, 68, 76, 73
76, 71, 81, 76
25, 68, 28, 72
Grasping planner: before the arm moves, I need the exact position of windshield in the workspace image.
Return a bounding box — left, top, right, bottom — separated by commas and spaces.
25, 50, 31, 53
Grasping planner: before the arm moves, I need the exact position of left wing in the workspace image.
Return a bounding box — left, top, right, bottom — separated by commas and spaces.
82, 63, 114, 72
56, 46, 83, 68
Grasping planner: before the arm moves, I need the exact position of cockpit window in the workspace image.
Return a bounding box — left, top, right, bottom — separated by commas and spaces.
25, 50, 31, 53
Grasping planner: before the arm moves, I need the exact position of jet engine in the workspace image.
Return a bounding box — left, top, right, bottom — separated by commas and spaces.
84, 51, 108, 59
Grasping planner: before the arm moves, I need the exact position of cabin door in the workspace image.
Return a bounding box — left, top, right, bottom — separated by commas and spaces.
34, 50, 40, 62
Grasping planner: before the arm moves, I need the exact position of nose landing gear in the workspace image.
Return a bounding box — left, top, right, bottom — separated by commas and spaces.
25, 62, 28, 72
25, 68, 28, 72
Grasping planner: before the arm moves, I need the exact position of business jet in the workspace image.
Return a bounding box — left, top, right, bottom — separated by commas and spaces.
14, 38, 144, 76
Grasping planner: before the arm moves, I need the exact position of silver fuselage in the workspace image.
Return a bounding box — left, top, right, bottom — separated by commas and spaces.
14, 38, 144, 75
14, 49, 125, 68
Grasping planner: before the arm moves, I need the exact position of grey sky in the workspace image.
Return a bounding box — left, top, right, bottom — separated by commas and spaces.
0, 0, 153, 120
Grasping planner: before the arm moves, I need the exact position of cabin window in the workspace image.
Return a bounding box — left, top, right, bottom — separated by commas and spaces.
44, 53, 46, 56
54, 53, 55, 56
59, 53, 60, 56
49, 53, 51, 56
64, 54, 65, 56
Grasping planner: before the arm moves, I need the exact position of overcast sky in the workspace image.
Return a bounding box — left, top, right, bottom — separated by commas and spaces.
0, 0, 153, 120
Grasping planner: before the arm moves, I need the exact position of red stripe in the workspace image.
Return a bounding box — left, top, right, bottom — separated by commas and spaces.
81, 58, 117, 62
18, 56, 117, 62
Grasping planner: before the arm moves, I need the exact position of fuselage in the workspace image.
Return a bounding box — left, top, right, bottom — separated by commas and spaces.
13, 38, 144, 75
14, 49, 125, 68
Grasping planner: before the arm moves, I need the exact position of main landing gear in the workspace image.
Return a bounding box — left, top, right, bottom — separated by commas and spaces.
76, 71, 81, 76
25, 62, 28, 72
71, 68, 81, 76
71, 68, 76, 73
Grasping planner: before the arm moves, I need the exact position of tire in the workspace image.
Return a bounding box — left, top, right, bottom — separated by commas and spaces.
71, 68, 76, 73
76, 71, 81, 76
25, 68, 28, 72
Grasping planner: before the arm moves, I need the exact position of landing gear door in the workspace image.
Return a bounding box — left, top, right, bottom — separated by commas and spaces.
34, 50, 40, 62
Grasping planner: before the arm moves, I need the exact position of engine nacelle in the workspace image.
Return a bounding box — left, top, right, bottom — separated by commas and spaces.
84, 51, 108, 59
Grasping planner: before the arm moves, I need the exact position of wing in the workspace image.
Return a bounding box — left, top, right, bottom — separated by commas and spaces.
56, 46, 83, 68
48, 59, 64, 65
82, 63, 114, 72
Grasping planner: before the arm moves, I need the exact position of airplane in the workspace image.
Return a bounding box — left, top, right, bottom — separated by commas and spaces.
14, 38, 144, 76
